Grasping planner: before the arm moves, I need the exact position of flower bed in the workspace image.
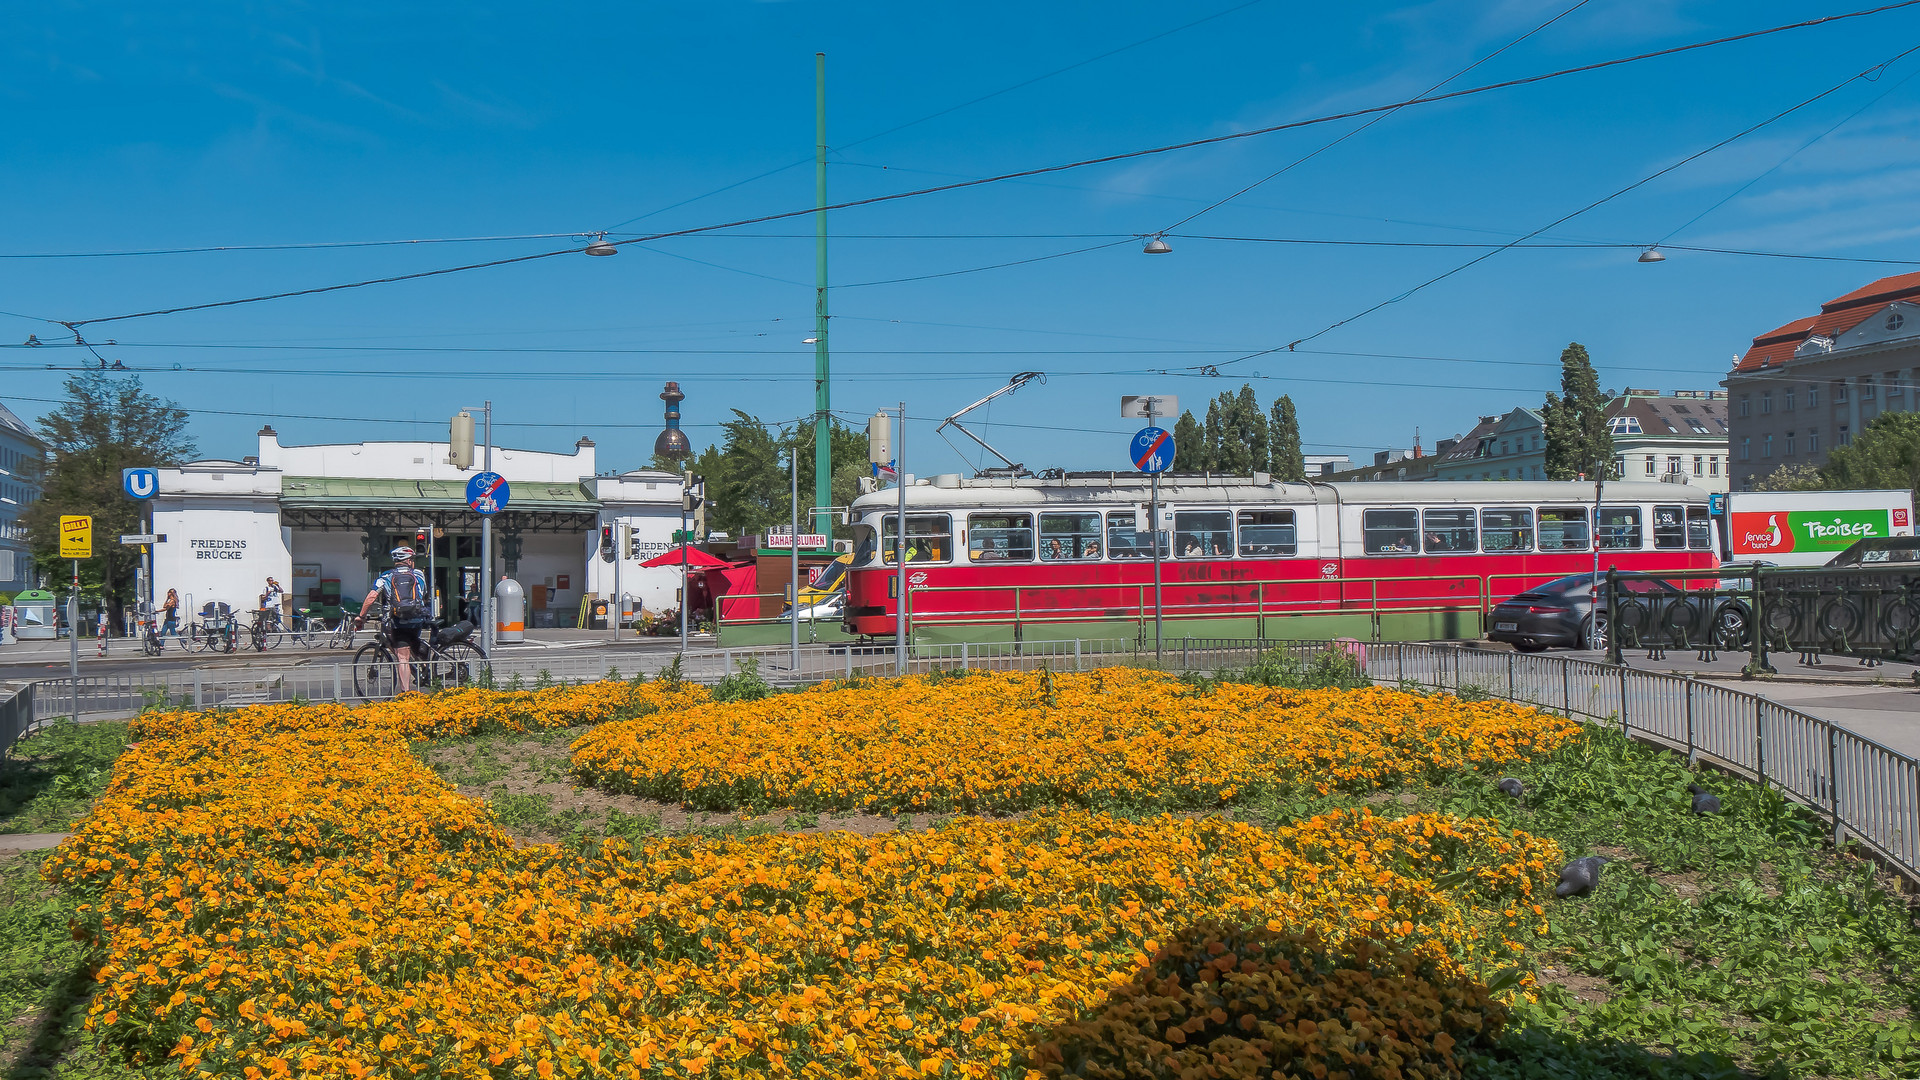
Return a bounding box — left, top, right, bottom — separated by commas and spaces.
571, 669, 1582, 813
46, 674, 1569, 1079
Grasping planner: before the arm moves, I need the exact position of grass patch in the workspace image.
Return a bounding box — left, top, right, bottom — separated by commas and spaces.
1, 721, 131, 835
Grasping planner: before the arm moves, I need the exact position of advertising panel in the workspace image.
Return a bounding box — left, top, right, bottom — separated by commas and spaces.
1731, 509, 1893, 556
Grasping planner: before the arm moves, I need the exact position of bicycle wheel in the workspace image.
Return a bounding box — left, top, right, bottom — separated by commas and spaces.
248, 619, 268, 652
353, 642, 397, 699
264, 617, 286, 649
188, 623, 209, 652
142, 629, 161, 657
435, 642, 487, 687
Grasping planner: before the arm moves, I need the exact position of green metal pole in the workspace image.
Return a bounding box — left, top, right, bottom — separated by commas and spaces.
812, 52, 832, 536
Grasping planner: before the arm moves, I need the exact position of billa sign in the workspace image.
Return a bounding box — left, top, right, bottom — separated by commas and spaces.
1731, 508, 1902, 556
59, 515, 92, 559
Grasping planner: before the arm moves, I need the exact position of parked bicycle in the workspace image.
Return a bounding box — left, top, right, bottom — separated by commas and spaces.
352, 620, 486, 698
136, 604, 163, 656
189, 602, 238, 653
246, 606, 288, 652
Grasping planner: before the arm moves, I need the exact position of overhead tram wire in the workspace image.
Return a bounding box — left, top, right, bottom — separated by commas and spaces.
599, 0, 1275, 232
46, 1, 1920, 331
1202, 42, 1920, 374
0, 232, 605, 260
1166, 234, 1920, 264
1153, 0, 1594, 237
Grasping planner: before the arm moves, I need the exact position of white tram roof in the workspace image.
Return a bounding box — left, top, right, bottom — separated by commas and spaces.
852, 474, 1708, 514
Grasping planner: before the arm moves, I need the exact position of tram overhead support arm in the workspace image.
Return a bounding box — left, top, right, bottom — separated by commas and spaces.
936, 371, 1044, 477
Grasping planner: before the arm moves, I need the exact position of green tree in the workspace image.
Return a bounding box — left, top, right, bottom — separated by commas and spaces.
1822, 412, 1920, 501
1202, 385, 1268, 475
1172, 411, 1206, 471
1753, 462, 1826, 492
1541, 342, 1612, 480
1268, 395, 1305, 481
20, 371, 195, 619
667, 415, 870, 541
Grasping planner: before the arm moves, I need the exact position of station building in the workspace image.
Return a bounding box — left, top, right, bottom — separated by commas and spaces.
151, 426, 686, 624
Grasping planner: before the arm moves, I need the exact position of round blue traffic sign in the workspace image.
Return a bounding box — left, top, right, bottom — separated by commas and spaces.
466, 472, 510, 516
122, 467, 158, 500
1131, 427, 1174, 473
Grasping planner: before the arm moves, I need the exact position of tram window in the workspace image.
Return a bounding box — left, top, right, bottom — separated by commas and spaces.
1420, 508, 1476, 553
1597, 507, 1642, 549
967, 513, 1034, 562
1538, 507, 1590, 551
1237, 510, 1297, 556
1652, 505, 1686, 549
1686, 506, 1712, 550
1174, 511, 1232, 558
1040, 513, 1103, 561
1105, 513, 1168, 560
881, 514, 952, 564
1481, 508, 1534, 552
1363, 509, 1420, 554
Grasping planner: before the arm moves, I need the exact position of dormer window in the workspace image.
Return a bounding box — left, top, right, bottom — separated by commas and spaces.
1889, 312, 1906, 332
1608, 416, 1642, 436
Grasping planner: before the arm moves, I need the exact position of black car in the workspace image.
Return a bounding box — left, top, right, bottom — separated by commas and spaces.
1824, 536, 1920, 567
1487, 573, 1749, 653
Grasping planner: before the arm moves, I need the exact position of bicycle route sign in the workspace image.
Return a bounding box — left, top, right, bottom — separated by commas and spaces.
1131, 427, 1174, 474
466, 472, 509, 516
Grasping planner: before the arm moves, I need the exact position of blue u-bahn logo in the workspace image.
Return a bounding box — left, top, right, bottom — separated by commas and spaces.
122, 468, 159, 500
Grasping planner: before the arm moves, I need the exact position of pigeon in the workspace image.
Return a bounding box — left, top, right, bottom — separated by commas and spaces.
1495, 777, 1524, 799
1688, 783, 1722, 816
1555, 856, 1610, 899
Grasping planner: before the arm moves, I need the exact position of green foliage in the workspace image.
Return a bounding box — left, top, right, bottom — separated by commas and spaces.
671, 413, 870, 540
1202, 385, 1268, 475
1751, 462, 1826, 493
1172, 410, 1206, 471
487, 791, 553, 827
18, 370, 195, 615
1821, 411, 1920, 501
1184, 645, 1370, 691
1541, 343, 1612, 481
1, 720, 131, 834
1269, 394, 1305, 481
710, 655, 773, 702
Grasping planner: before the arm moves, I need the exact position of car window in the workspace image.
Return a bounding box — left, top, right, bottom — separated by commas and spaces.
1039, 513, 1102, 561
1538, 507, 1590, 551
1481, 508, 1534, 553
1363, 509, 1419, 554
1106, 512, 1168, 560
1174, 511, 1232, 559
1237, 510, 1297, 556
967, 513, 1033, 562
1597, 506, 1642, 550
1422, 508, 1476, 553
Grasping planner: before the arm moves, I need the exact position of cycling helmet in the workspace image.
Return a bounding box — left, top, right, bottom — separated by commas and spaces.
390, 546, 418, 560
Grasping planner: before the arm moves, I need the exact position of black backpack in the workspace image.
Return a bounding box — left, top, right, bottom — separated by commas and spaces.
388, 569, 431, 628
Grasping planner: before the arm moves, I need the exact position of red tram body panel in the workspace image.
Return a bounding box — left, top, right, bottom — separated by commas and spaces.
842, 476, 1715, 639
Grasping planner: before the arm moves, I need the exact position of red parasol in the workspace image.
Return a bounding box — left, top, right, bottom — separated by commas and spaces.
639, 544, 731, 569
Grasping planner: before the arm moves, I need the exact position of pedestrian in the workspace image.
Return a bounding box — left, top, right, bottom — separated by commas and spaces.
160, 588, 181, 645
96, 606, 110, 657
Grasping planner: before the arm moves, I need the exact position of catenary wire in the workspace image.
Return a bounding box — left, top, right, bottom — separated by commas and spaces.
1205, 43, 1920, 371
50, 2, 1920, 331
1158, 0, 1593, 235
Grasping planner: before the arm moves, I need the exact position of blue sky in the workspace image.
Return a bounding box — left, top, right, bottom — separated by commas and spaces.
4, 1, 1920, 475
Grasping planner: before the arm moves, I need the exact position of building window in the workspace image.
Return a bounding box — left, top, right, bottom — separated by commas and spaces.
1784, 388, 1795, 411
1667, 455, 1682, 474
1760, 391, 1772, 414
1761, 436, 1772, 459
1739, 437, 1750, 461
1709, 457, 1720, 477
1840, 425, 1851, 446
1784, 431, 1796, 456
1888, 371, 1905, 397
1613, 455, 1626, 479
1737, 395, 1751, 417
1808, 429, 1820, 454
1807, 384, 1819, 407
1644, 455, 1656, 476
1693, 455, 1704, 476
1835, 381, 1848, 403
1862, 376, 1876, 400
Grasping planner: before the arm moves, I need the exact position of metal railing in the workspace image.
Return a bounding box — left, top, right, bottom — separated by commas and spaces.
0, 683, 33, 758
1606, 564, 1920, 671
6, 636, 1911, 886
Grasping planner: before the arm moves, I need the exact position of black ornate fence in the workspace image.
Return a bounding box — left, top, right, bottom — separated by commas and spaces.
1606, 564, 1920, 672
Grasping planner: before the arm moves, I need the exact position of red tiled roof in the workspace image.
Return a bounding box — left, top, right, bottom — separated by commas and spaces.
1734, 274, 1920, 372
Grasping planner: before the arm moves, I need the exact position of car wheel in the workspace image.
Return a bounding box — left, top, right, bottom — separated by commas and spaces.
1711, 604, 1751, 649
1582, 612, 1609, 652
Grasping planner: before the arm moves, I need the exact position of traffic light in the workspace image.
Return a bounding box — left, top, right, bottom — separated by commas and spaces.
447, 411, 475, 469
623, 526, 639, 560
599, 525, 615, 562
681, 471, 704, 513
692, 503, 708, 540
414, 529, 428, 556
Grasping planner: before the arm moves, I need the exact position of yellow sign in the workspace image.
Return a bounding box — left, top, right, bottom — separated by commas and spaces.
59, 515, 92, 559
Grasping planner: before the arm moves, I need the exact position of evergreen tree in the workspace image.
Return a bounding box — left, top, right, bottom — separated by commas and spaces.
1822, 413, 1920, 501
1268, 395, 1305, 481
1541, 342, 1612, 479
662, 416, 869, 540
1172, 411, 1206, 471
21, 371, 195, 619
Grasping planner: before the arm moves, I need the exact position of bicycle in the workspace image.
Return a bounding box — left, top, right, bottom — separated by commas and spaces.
283, 607, 333, 649
321, 617, 360, 650
246, 607, 288, 652
190, 603, 238, 653
136, 605, 162, 657
353, 619, 486, 699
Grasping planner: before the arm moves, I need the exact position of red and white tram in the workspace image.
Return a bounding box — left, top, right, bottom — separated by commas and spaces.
841, 474, 1715, 642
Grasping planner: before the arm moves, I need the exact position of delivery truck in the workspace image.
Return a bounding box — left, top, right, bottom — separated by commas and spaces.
1716, 489, 1915, 568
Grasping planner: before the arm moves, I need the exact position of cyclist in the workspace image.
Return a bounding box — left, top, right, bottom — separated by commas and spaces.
352, 547, 433, 693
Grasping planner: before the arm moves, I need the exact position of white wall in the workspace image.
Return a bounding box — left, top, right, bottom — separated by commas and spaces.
152, 499, 292, 615
259, 432, 594, 483
288, 530, 373, 603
